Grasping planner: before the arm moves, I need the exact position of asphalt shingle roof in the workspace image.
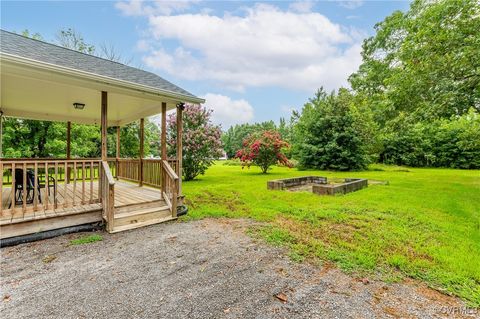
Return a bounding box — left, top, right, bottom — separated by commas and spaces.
0, 29, 197, 99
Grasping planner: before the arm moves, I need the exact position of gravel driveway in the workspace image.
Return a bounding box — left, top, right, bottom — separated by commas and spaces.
0, 218, 475, 319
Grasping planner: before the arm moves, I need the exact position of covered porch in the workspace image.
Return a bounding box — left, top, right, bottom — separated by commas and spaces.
0, 30, 205, 239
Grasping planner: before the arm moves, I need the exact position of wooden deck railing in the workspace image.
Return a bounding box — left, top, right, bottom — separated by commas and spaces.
116, 158, 140, 182
161, 160, 178, 217
108, 158, 179, 188
0, 159, 101, 217
1, 158, 102, 185
100, 161, 115, 232
107, 157, 180, 216
142, 159, 162, 187
1, 157, 180, 222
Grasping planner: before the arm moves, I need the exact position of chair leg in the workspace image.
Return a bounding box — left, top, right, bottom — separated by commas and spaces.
27, 189, 33, 203
15, 189, 22, 205
37, 186, 42, 204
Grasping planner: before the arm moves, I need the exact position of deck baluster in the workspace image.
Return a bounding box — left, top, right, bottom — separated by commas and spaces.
54, 162, 58, 210
44, 162, 49, 211
63, 162, 68, 208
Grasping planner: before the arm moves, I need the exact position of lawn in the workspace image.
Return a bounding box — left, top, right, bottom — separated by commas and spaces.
182, 162, 480, 306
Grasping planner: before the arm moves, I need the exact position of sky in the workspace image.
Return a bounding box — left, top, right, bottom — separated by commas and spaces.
1, 0, 410, 129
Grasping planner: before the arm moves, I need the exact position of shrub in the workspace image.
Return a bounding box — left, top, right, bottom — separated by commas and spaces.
236, 130, 292, 173
433, 110, 480, 169
380, 123, 434, 167
167, 104, 223, 180
292, 88, 369, 171
380, 109, 480, 168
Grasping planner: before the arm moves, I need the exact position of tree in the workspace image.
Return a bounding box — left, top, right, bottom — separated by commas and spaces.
55, 28, 95, 54
99, 43, 133, 65
2, 118, 61, 158
221, 120, 279, 158
167, 104, 223, 181
349, 0, 480, 125
278, 117, 291, 142
380, 108, 480, 168
236, 130, 292, 173
20, 29, 43, 40
292, 88, 370, 171
71, 123, 100, 158
346, 0, 480, 168
107, 119, 161, 158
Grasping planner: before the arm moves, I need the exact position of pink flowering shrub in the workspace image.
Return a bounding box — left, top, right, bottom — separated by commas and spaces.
167, 104, 223, 181
236, 130, 292, 173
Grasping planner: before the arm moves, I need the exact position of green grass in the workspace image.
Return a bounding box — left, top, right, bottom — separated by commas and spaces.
182, 162, 480, 306
69, 234, 103, 245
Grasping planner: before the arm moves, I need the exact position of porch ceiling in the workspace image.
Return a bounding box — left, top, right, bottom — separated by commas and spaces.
1, 55, 203, 126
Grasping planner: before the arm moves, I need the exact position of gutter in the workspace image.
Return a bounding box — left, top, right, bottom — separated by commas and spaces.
0, 53, 206, 105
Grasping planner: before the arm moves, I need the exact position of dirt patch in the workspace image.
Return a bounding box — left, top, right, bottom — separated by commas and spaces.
0, 218, 475, 319
274, 215, 373, 246
187, 190, 248, 214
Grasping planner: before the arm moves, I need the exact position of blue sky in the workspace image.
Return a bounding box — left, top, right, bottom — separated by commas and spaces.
1, 1, 409, 129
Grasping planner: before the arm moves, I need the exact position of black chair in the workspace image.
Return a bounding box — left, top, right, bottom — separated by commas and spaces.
10, 168, 56, 207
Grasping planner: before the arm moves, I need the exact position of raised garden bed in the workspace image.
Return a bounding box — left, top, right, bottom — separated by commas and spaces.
267, 176, 368, 195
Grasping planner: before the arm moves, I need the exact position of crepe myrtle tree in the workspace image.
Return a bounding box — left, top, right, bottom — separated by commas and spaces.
236, 130, 292, 173
167, 104, 223, 181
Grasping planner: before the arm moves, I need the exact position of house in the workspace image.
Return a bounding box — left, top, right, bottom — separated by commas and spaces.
0, 29, 205, 240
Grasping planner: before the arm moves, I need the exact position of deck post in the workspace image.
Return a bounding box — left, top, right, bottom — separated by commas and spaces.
101, 92, 108, 161
66, 121, 71, 183
0, 111, 3, 159
139, 118, 144, 186
100, 91, 108, 204
161, 102, 167, 198
116, 126, 120, 180
176, 103, 184, 197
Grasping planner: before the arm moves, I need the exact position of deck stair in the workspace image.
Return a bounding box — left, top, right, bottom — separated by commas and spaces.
111, 200, 175, 233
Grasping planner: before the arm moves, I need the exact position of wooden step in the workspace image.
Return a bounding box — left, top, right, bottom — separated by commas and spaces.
114, 206, 171, 227
111, 215, 176, 233
111, 200, 174, 233
115, 205, 169, 220
115, 200, 166, 214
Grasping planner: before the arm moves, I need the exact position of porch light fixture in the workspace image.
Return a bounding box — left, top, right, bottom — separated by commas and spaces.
73, 102, 85, 110
177, 102, 185, 110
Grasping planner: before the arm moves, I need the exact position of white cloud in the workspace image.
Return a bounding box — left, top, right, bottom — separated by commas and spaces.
202, 93, 254, 128
118, 2, 363, 92
135, 39, 150, 51
289, 1, 315, 13
115, 0, 197, 16
338, 1, 364, 10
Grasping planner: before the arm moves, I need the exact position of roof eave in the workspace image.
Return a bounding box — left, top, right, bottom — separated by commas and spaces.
0, 52, 206, 104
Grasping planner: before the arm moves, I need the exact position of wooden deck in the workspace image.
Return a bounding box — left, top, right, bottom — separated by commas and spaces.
0, 180, 164, 239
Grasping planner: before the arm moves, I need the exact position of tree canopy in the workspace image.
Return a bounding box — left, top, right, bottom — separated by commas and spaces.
349, 0, 480, 125
292, 88, 370, 171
